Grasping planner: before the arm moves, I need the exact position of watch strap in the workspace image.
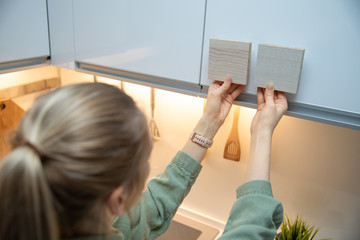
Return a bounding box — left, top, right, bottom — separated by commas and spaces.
189, 131, 213, 148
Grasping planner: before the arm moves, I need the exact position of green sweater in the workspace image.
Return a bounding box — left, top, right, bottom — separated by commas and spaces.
69, 151, 283, 240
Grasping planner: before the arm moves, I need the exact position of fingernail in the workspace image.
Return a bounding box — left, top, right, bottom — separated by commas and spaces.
266, 83, 274, 90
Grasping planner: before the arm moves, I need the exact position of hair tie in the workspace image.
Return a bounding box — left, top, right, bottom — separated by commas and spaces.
23, 141, 44, 161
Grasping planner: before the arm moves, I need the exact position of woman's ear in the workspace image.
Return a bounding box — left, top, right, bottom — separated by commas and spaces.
107, 186, 126, 216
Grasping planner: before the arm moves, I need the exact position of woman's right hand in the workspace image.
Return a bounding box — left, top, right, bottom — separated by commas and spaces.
250, 83, 288, 135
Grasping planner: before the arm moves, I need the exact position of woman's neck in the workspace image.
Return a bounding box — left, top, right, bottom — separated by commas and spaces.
60, 206, 113, 238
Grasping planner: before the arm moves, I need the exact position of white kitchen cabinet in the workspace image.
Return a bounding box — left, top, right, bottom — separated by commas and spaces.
201, 0, 360, 130
0, 0, 50, 73
73, 0, 205, 92
47, 0, 76, 70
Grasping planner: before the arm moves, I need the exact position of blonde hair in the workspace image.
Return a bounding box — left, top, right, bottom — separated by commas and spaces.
0, 83, 153, 240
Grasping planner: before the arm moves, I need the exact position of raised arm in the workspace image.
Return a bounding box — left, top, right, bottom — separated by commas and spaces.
246, 83, 288, 182
182, 75, 245, 162
220, 83, 288, 240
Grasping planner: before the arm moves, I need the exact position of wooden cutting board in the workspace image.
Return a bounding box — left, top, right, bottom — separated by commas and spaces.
0, 99, 25, 159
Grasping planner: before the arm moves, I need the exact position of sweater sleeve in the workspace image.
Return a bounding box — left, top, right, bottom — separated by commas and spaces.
112, 151, 202, 240
219, 180, 283, 240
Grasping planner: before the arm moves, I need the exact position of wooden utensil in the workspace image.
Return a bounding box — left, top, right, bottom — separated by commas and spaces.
0, 99, 25, 159
149, 88, 160, 142
223, 106, 240, 161
120, 81, 125, 92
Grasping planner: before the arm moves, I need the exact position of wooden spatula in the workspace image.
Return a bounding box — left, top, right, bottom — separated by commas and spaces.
120, 81, 125, 92
223, 106, 240, 161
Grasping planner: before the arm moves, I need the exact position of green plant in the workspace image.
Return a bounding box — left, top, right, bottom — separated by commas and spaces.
275, 215, 330, 240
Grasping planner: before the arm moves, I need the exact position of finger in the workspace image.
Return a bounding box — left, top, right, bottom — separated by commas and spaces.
274, 91, 279, 100
277, 91, 287, 101
213, 80, 222, 85
218, 75, 232, 93
228, 83, 240, 93
276, 91, 288, 111
210, 80, 222, 90
257, 87, 265, 105
264, 83, 275, 104
221, 94, 234, 106
230, 85, 245, 99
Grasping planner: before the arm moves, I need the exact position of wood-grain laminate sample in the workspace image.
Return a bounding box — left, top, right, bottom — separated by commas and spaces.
208, 39, 251, 84
255, 43, 305, 94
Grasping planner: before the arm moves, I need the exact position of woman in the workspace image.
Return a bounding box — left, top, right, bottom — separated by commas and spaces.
0, 76, 287, 240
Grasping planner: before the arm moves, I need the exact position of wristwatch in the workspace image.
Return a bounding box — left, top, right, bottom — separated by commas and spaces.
189, 131, 213, 148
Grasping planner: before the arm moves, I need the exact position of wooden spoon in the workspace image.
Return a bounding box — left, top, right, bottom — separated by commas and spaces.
223, 106, 240, 161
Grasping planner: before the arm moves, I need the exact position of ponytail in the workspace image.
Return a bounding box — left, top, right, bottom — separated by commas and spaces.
0, 145, 59, 240
1, 83, 153, 238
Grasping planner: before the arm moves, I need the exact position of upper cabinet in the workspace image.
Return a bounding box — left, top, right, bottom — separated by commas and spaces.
72, 0, 206, 90
47, 0, 76, 70
2, 0, 359, 129
0, 0, 50, 72
201, 0, 360, 129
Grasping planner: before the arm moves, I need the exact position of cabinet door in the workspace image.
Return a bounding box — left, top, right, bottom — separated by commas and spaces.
0, 0, 49, 64
201, 0, 360, 129
73, 0, 205, 85
47, 0, 76, 70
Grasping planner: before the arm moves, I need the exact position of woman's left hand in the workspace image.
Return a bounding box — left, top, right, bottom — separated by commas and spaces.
199, 76, 245, 139
183, 75, 244, 162
205, 76, 244, 127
